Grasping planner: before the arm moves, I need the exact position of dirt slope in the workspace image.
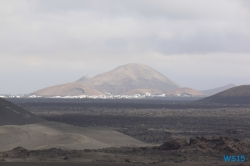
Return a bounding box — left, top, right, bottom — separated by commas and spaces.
0, 121, 148, 152
0, 98, 44, 126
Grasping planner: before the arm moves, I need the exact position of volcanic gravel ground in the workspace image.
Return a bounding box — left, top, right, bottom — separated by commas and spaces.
12, 99, 250, 145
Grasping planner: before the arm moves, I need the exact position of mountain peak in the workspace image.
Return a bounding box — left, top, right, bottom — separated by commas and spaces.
76, 76, 90, 83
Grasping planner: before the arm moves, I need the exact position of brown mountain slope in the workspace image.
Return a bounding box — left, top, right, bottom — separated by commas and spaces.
167, 87, 207, 96
84, 63, 180, 94
122, 89, 164, 95
200, 85, 250, 104
0, 98, 45, 125
31, 82, 104, 96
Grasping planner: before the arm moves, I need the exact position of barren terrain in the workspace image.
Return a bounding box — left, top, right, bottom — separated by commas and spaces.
3, 98, 250, 165
13, 99, 250, 144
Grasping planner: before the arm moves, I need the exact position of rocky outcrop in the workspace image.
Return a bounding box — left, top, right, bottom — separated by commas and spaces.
159, 136, 249, 154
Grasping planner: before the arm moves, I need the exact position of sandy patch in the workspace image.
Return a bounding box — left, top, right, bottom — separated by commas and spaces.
0, 121, 147, 152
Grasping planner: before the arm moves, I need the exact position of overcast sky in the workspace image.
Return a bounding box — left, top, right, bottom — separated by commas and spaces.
1, 0, 250, 94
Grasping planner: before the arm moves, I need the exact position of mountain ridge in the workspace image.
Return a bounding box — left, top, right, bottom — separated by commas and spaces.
167, 87, 207, 97
202, 84, 236, 96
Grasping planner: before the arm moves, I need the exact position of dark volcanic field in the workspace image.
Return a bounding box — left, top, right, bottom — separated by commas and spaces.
7, 98, 250, 144
2, 98, 250, 165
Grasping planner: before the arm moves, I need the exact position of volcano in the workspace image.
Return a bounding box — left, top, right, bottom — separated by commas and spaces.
31, 63, 180, 96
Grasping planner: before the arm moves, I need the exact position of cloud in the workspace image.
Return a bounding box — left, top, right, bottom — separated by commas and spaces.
1, 0, 250, 57
0, 0, 250, 93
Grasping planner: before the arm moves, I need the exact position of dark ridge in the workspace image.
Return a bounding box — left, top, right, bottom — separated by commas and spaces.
199, 85, 250, 104
0, 98, 45, 126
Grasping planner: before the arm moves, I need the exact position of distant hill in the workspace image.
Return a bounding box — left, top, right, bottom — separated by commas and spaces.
31, 63, 180, 96
167, 87, 207, 97
83, 63, 180, 94
31, 82, 104, 96
0, 98, 44, 125
202, 84, 236, 96
200, 85, 250, 104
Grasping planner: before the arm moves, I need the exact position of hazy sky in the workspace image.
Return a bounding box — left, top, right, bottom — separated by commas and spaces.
1, 0, 250, 94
